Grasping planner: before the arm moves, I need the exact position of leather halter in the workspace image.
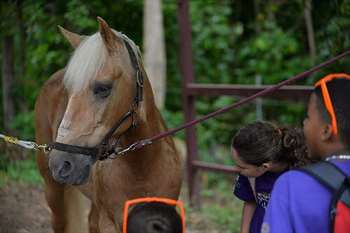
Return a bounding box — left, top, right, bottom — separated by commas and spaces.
48, 37, 144, 160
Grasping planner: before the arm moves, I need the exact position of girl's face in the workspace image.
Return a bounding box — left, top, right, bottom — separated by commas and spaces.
303, 93, 326, 159
231, 147, 267, 177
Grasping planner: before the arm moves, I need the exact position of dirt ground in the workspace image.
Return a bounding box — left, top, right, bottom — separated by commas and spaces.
0, 182, 224, 233
0, 183, 52, 233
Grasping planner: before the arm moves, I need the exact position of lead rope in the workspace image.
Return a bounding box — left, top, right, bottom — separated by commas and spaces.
0, 133, 50, 153
2, 49, 350, 156
112, 49, 350, 156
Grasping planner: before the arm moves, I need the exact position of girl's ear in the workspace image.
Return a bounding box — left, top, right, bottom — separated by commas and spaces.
321, 123, 333, 141
260, 162, 272, 172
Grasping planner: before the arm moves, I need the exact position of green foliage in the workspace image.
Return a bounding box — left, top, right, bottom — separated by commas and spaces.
161, 109, 185, 139
190, 1, 238, 84
202, 203, 241, 232
0, 153, 42, 187
183, 177, 243, 233
163, 1, 182, 110
236, 22, 308, 84
10, 111, 35, 139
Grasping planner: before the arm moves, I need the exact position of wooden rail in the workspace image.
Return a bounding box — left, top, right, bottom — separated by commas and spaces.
186, 83, 312, 101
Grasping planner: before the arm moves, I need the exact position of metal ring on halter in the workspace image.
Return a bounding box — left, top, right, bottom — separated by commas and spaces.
30, 143, 51, 154
38, 144, 51, 154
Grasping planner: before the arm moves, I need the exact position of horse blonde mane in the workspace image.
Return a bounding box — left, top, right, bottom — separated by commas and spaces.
64, 30, 142, 92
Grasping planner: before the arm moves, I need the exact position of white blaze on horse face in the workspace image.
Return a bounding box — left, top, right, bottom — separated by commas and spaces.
56, 93, 101, 144
56, 91, 111, 147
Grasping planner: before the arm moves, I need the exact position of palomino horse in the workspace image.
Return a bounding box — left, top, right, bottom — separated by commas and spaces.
35, 17, 182, 233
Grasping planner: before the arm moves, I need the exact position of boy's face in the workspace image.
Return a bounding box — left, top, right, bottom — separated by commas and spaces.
231, 147, 267, 177
303, 93, 326, 159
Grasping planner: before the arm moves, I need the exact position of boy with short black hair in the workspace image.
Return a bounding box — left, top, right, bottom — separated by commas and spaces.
123, 197, 184, 233
127, 202, 182, 233
262, 74, 350, 233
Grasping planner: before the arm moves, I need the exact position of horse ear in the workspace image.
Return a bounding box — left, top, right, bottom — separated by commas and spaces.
97, 16, 122, 53
58, 25, 84, 48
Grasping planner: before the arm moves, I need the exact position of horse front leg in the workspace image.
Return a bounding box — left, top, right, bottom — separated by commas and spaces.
44, 178, 66, 233
40, 164, 91, 233
98, 208, 120, 233
89, 203, 99, 233
37, 150, 66, 233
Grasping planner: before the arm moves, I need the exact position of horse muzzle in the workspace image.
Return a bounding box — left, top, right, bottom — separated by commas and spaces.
48, 150, 95, 185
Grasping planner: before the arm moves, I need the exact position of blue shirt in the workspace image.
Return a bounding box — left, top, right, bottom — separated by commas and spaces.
262, 160, 350, 233
234, 172, 284, 233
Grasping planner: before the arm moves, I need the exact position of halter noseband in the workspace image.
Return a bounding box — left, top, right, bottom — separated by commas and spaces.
48, 37, 144, 160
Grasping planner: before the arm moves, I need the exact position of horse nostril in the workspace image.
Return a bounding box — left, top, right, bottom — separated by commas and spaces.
58, 160, 74, 178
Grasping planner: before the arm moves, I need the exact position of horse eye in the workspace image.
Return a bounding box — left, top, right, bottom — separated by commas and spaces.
93, 83, 112, 99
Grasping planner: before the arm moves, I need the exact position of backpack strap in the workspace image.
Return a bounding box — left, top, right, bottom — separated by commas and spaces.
298, 161, 350, 232
299, 161, 346, 191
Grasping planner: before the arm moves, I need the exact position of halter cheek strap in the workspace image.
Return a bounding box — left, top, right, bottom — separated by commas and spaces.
48, 37, 144, 160
123, 37, 143, 105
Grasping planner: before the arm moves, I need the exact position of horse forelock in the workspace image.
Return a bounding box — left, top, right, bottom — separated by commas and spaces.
63, 31, 143, 92
64, 33, 108, 91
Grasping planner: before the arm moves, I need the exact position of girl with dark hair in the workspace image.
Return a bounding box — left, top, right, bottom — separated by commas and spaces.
263, 74, 350, 233
232, 121, 309, 233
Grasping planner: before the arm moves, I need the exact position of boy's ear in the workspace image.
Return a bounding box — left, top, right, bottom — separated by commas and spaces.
321, 123, 333, 141
260, 162, 272, 172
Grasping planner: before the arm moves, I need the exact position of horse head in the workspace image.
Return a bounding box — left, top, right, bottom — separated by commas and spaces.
48, 17, 145, 185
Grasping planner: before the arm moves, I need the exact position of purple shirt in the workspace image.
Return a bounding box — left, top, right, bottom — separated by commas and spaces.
234, 171, 284, 233
262, 159, 350, 233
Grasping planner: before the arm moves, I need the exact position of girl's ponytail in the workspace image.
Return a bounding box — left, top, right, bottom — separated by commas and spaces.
232, 121, 312, 168
279, 127, 309, 168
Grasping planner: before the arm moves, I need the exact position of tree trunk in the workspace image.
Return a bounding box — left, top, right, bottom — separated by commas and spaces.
16, 0, 26, 78
143, 0, 166, 110
2, 36, 15, 133
254, 0, 263, 120
304, 0, 316, 64
16, 0, 29, 112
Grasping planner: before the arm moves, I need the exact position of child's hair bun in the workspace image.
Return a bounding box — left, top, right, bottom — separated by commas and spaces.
280, 127, 309, 167
232, 121, 310, 168
281, 128, 303, 149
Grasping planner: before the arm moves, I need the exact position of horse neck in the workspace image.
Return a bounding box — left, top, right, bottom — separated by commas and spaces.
118, 77, 166, 164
